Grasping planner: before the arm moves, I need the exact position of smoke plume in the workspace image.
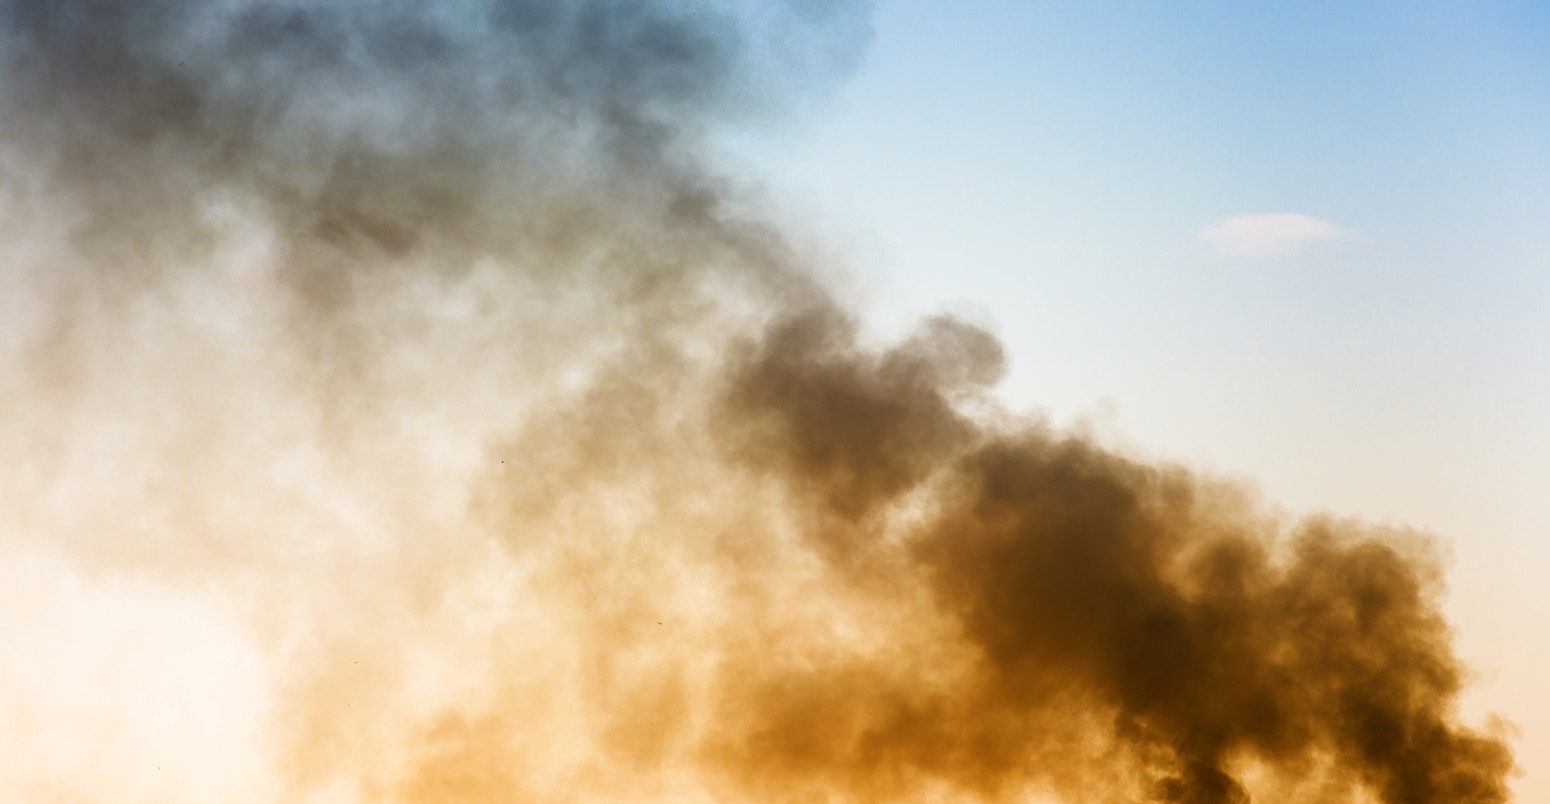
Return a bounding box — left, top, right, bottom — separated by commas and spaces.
0, 2, 1513, 802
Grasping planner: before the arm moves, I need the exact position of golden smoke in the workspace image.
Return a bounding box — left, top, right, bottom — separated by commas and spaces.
0, 2, 1514, 802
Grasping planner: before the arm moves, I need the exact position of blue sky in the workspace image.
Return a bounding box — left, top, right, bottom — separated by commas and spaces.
735, 0, 1550, 796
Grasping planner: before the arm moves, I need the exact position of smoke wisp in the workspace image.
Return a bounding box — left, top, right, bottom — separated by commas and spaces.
0, 2, 1513, 802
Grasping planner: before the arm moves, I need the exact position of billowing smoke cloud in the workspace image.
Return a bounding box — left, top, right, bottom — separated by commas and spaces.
0, 2, 1513, 802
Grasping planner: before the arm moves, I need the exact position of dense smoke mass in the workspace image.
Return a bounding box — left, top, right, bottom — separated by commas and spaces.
0, 2, 1513, 802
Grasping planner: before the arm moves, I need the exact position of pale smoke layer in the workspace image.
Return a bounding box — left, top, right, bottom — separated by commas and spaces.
0, 2, 1513, 802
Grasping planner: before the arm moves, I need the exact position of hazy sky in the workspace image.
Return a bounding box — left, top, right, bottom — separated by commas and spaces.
738, 0, 1550, 797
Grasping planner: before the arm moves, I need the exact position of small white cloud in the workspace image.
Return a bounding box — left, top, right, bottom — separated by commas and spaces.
1197, 213, 1349, 260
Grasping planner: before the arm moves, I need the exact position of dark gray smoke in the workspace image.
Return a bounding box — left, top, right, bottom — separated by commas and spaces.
0, 2, 1512, 802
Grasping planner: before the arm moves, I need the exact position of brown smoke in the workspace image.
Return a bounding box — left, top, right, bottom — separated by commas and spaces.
0, 2, 1513, 802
